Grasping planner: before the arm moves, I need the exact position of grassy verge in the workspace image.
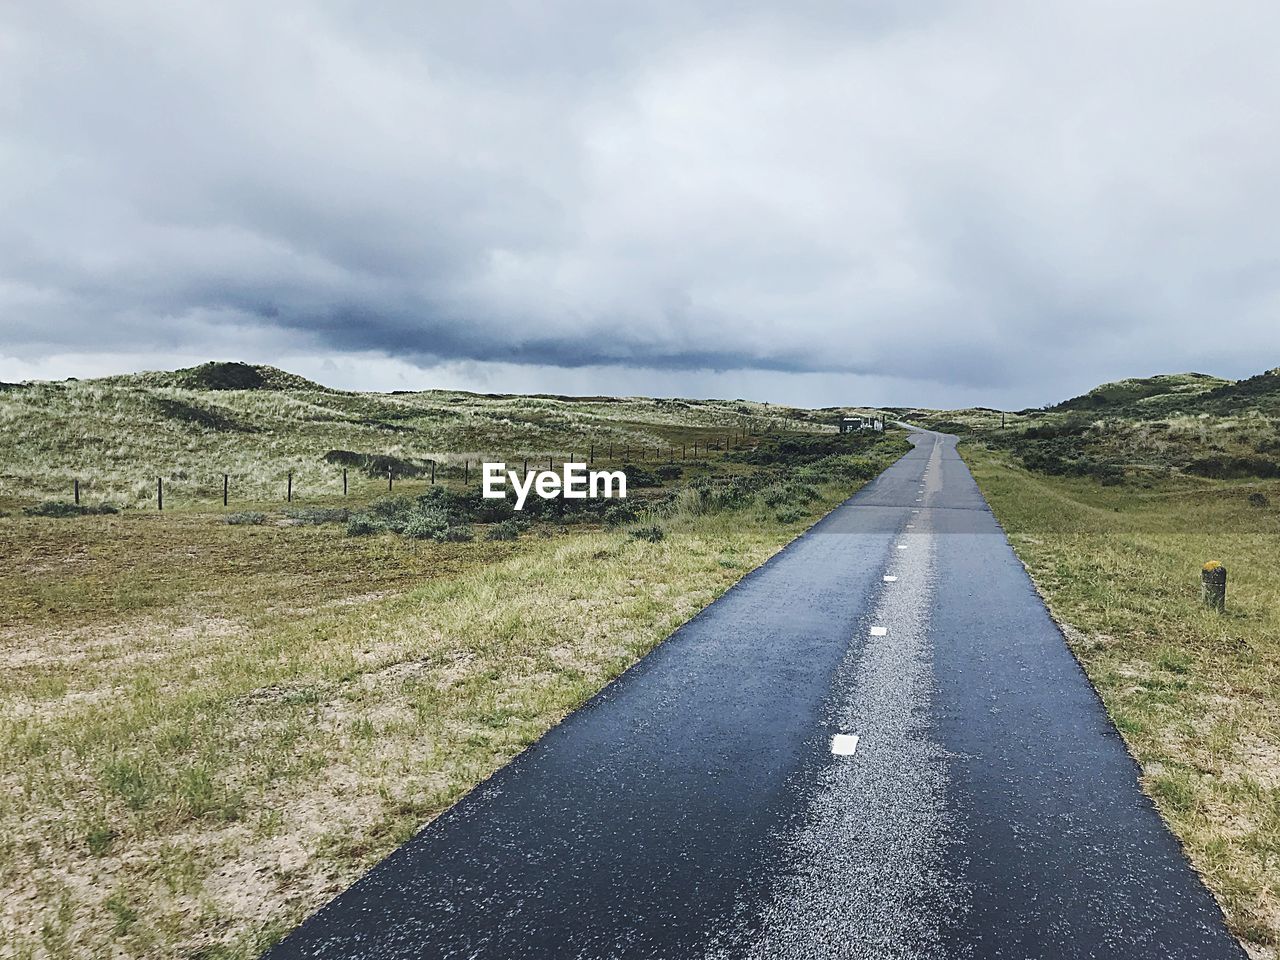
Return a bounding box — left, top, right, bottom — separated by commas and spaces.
0, 434, 907, 958
962, 444, 1280, 958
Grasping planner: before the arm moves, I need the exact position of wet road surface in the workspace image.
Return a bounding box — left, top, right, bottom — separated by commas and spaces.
265, 430, 1244, 959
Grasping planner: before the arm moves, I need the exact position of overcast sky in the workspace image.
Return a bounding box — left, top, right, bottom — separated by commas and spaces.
2, 1, 1278, 408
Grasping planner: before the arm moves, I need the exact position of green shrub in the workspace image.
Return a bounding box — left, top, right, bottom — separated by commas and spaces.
346, 515, 382, 536
620, 464, 660, 487
603, 502, 638, 527
322, 450, 429, 478
436, 524, 474, 543
1186, 456, 1280, 480
284, 507, 349, 525
776, 507, 808, 523
23, 500, 118, 517
368, 496, 415, 522
433, 487, 515, 522
762, 483, 819, 508
30, 500, 84, 517
629, 524, 665, 543
729, 433, 874, 465
403, 508, 449, 540
486, 519, 520, 541
224, 512, 268, 525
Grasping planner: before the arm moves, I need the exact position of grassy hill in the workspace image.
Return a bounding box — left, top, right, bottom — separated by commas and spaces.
105, 361, 334, 393
1051, 372, 1230, 414
904, 364, 1280, 483
0, 362, 836, 510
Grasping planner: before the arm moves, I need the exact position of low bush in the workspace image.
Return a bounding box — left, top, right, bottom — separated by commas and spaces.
402, 508, 449, 540
437, 524, 474, 543
629, 524, 665, 543
776, 507, 808, 523
729, 433, 876, 466
224, 512, 268, 525
1186, 456, 1280, 480
346, 515, 382, 536
322, 450, 430, 479
762, 483, 820, 508
24, 500, 119, 517
486, 519, 521, 541
620, 463, 660, 487
284, 507, 349, 525
603, 502, 638, 527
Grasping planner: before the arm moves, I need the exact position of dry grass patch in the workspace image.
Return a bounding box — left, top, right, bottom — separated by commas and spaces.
964, 445, 1280, 958
0, 445, 900, 958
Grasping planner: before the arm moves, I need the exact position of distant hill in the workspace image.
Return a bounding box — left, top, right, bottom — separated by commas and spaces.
107, 361, 333, 392
0, 361, 830, 507
1201, 368, 1280, 412
900, 363, 1280, 481
1050, 373, 1230, 413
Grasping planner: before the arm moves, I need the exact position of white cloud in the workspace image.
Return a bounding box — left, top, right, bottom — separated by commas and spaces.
2, 0, 1278, 406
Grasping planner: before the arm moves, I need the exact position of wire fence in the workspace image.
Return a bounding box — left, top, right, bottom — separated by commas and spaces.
48, 424, 831, 510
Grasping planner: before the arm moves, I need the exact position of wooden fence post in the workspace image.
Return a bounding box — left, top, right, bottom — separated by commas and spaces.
287, 470, 293, 503
157, 476, 163, 511
74, 479, 80, 505
430, 461, 436, 485
343, 468, 348, 495
223, 473, 228, 507
387, 467, 393, 492
464, 461, 470, 485
589, 442, 594, 465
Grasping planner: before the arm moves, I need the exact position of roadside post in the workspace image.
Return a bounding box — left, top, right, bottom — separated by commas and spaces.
223, 473, 228, 506
287, 470, 293, 502
1201, 561, 1227, 611
74, 479, 80, 505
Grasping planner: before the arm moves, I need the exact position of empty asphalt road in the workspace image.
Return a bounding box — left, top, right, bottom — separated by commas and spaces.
266, 430, 1244, 959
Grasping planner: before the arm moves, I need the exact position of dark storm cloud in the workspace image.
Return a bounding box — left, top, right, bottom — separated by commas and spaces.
2, 0, 1279, 404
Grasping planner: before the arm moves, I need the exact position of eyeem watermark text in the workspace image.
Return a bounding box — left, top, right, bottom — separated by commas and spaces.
482, 462, 627, 510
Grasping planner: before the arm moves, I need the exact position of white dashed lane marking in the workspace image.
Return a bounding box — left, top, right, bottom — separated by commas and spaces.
883, 576, 898, 583
830, 734, 860, 756
870, 626, 888, 637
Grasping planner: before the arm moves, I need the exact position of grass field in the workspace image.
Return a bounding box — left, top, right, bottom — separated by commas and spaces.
955, 438, 1280, 957
0, 364, 906, 959
9, 358, 1276, 957
0, 361, 856, 511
